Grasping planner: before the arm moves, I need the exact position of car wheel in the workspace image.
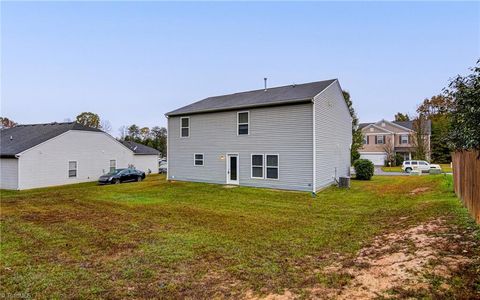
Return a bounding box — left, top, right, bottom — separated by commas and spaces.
405, 167, 412, 173
112, 179, 120, 184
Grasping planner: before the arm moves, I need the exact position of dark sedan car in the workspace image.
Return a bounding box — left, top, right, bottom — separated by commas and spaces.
98, 168, 145, 185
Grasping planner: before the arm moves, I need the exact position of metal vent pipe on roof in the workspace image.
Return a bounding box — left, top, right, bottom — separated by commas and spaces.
264, 77, 267, 91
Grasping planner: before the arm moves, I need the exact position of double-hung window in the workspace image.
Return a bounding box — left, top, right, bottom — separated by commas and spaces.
251, 154, 264, 178
251, 154, 279, 179
376, 135, 384, 144
180, 117, 190, 138
266, 154, 279, 179
110, 160, 116, 173
68, 161, 77, 178
401, 135, 409, 144
194, 153, 204, 166
237, 112, 249, 135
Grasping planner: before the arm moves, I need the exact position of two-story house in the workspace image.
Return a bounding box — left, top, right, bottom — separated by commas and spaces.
358, 119, 431, 166
165, 79, 353, 192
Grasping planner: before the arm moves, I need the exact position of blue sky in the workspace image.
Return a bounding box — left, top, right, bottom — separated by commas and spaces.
2, 1, 479, 135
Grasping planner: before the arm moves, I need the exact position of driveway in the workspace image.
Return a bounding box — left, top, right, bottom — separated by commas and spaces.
350, 166, 405, 176
374, 166, 405, 176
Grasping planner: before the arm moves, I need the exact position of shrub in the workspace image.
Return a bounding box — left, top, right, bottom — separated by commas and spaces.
353, 159, 374, 180
395, 154, 404, 166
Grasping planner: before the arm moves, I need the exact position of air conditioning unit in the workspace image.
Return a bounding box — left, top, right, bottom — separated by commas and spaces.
338, 177, 350, 188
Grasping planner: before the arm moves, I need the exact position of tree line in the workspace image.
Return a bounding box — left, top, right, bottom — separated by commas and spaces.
393, 59, 479, 163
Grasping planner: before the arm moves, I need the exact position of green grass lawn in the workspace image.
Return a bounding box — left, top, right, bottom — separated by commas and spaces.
382, 163, 453, 173
0, 174, 476, 298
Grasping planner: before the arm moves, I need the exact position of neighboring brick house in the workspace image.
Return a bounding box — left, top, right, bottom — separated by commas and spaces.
358, 119, 431, 166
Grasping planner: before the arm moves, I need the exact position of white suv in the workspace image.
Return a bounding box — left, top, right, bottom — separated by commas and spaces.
402, 160, 441, 173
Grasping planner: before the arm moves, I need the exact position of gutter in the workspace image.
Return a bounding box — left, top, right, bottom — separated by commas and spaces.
165, 98, 313, 117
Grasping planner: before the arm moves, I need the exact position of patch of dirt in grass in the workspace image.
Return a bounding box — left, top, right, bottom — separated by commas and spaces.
409, 187, 431, 195
312, 218, 479, 299
363, 177, 437, 197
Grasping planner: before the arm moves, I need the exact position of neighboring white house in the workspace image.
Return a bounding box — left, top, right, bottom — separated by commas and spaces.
120, 140, 160, 175
165, 79, 352, 192
0, 122, 159, 190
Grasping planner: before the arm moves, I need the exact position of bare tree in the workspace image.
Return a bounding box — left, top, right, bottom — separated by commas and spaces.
101, 120, 112, 133
383, 136, 395, 166
412, 115, 429, 160
118, 126, 127, 140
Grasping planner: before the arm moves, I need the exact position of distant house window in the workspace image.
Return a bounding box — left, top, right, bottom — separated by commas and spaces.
363, 136, 368, 145
251, 154, 264, 178
194, 153, 204, 166
401, 135, 409, 144
376, 135, 384, 144
110, 160, 116, 173
180, 117, 190, 137
68, 161, 77, 178
266, 154, 279, 179
237, 112, 249, 135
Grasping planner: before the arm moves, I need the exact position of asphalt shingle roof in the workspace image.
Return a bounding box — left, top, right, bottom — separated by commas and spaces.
0, 122, 102, 158
359, 120, 431, 134
165, 79, 337, 116
120, 140, 160, 156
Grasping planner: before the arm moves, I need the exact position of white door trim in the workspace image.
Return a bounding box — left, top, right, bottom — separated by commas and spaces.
226, 153, 239, 185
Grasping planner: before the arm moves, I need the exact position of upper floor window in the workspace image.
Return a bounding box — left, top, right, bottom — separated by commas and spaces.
180, 117, 190, 138
400, 135, 409, 144
68, 161, 77, 178
363, 136, 368, 145
237, 112, 249, 135
376, 135, 384, 144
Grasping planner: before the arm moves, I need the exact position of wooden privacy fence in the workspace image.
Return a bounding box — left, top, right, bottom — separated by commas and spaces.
452, 150, 480, 224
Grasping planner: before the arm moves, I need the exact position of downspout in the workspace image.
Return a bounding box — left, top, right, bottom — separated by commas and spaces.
166, 115, 169, 181
15, 154, 21, 190
312, 99, 317, 195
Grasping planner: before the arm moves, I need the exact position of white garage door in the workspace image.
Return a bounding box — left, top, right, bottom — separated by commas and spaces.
360, 153, 386, 166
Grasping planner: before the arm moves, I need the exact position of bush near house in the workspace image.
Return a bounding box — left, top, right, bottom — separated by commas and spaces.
353, 159, 374, 180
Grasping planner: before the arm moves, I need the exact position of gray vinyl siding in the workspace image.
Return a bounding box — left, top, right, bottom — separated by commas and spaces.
314, 81, 352, 191
168, 103, 314, 191
0, 158, 18, 190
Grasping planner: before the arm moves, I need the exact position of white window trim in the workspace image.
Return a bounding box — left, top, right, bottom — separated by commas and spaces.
400, 135, 409, 144
110, 159, 116, 172
237, 111, 250, 136
68, 160, 78, 178
377, 135, 385, 144
180, 117, 190, 138
250, 153, 264, 179
265, 153, 279, 180
194, 153, 204, 166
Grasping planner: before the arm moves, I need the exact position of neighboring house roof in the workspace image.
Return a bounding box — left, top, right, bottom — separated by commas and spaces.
120, 140, 160, 155
0, 122, 102, 158
359, 120, 432, 134
165, 79, 337, 116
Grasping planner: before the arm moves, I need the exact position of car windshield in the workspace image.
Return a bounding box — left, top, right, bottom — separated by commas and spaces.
106, 169, 124, 176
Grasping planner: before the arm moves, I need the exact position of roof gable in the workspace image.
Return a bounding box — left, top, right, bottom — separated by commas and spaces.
165, 79, 337, 116
361, 123, 393, 133
0, 122, 102, 157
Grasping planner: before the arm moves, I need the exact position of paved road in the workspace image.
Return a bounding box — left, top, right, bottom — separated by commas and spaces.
350, 167, 452, 177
